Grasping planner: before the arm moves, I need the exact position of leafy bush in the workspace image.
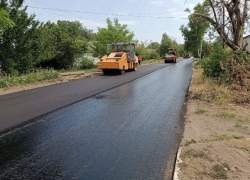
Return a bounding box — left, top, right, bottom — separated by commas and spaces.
149, 51, 160, 59
80, 58, 94, 69
200, 49, 228, 77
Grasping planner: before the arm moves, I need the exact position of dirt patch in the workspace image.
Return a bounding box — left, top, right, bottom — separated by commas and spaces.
177, 100, 250, 180
176, 64, 250, 179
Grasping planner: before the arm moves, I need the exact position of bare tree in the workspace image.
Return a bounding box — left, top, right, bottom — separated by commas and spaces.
195, 0, 250, 51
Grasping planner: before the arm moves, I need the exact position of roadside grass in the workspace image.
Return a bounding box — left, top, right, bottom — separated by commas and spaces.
236, 147, 249, 151
0, 70, 60, 89
185, 139, 196, 146
227, 128, 234, 132
235, 123, 248, 129
183, 149, 206, 158
195, 108, 206, 115
141, 59, 162, 65
201, 133, 233, 142
233, 135, 245, 139
235, 123, 243, 128
217, 112, 236, 119
189, 66, 250, 105
213, 165, 228, 179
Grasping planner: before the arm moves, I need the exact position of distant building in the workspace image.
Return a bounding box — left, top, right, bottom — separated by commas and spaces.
240, 35, 250, 53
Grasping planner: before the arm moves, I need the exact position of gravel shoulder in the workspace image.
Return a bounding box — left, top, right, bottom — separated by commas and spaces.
176, 66, 250, 179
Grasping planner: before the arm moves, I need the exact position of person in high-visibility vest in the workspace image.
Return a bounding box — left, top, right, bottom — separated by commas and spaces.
138, 55, 142, 65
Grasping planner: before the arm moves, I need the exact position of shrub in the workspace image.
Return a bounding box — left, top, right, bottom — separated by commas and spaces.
200, 49, 229, 77
149, 51, 160, 59
80, 57, 94, 69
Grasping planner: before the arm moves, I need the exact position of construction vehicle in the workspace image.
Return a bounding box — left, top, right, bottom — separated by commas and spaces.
164, 48, 177, 63
98, 42, 138, 75
184, 53, 191, 58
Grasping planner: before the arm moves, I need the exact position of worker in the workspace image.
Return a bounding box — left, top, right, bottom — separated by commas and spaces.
138, 55, 142, 65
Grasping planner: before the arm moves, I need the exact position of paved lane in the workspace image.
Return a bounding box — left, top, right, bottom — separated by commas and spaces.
0, 60, 183, 132
0, 58, 193, 180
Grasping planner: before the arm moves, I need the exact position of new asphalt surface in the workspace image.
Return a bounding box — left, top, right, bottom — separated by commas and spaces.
0, 58, 193, 179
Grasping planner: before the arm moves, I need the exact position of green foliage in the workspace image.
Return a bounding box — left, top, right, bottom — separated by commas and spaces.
176, 44, 185, 57
200, 49, 229, 77
147, 42, 160, 50
0, 8, 14, 39
80, 57, 94, 69
180, 2, 210, 57
0, 69, 60, 88
159, 33, 173, 57
149, 51, 160, 59
0, 1, 40, 74
0, 1, 93, 74
92, 18, 134, 57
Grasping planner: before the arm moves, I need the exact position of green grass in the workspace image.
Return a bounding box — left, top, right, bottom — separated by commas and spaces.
235, 123, 248, 129
185, 139, 196, 146
195, 108, 207, 115
227, 128, 234, 132
236, 147, 249, 151
140, 59, 162, 65
218, 112, 236, 119
235, 123, 243, 128
233, 135, 245, 139
213, 165, 228, 179
183, 149, 206, 158
201, 133, 233, 142
0, 70, 60, 88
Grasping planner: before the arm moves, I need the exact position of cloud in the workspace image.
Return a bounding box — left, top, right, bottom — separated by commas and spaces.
150, 0, 165, 5
78, 19, 106, 28
119, 20, 136, 25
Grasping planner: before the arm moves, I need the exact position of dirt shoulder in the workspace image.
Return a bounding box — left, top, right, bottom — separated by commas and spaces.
176, 66, 250, 179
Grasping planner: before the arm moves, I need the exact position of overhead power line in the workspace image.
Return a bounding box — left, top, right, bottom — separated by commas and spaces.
26, 6, 188, 19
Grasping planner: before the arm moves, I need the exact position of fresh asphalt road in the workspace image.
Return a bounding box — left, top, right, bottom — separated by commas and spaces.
1, 59, 188, 132
0, 58, 193, 180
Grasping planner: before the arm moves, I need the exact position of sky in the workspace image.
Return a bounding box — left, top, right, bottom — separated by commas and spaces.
23, 0, 204, 44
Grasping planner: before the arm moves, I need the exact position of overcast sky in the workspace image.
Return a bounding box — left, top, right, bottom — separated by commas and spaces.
23, 0, 204, 44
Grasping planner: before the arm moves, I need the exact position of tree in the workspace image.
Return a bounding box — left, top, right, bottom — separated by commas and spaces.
159, 33, 173, 57
0, 0, 41, 74
40, 20, 89, 69
147, 42, 160, 50
194, 0, 250, 51
0, 8, 14, 39
92, 18, 134, 57
180, 1, 210, 58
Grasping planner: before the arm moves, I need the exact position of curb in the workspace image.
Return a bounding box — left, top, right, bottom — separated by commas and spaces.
173, 147, 182, 180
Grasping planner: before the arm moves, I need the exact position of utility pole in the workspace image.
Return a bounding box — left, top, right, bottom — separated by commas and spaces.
223, 5, 225, 49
